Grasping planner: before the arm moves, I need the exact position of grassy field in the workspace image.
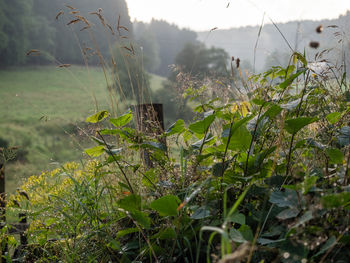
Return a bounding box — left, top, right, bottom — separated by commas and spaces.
0, 65, 165, 192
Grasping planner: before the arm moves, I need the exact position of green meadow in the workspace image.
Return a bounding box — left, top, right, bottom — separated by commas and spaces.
0, 65, 164, 192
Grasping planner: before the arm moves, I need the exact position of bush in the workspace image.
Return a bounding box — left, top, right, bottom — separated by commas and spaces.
5, 53, 350, 262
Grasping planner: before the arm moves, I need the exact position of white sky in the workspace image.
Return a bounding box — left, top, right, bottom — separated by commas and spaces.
126, 0, 350, 31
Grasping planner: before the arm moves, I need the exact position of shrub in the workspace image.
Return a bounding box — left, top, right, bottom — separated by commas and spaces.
5, 53, 350, 262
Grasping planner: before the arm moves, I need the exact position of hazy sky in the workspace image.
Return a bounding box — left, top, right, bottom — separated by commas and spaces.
126, 0, 350, 31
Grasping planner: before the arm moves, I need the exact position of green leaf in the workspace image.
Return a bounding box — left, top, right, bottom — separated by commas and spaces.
301, 175, 318, 194
85, 110, 109, 123
293, 52, 307, 67
191, 134, 214, 150
325, 148, 344, 164
338, 126, 350, 147
269, 189, 298, 208
291, 211, 313, 229
227, 212, 245, 225
227, 125, 252, 151
152, 228, 176, 239
189, 114, 215, 134
166, 119, 185, 136
229, 229, 246, 243
263, 104, 282, 119
150, 195, 180, 217
106, 147, 123, 156
116, 228, 139, 238
326, 112, 341, 124
85, 145, 105, 157
313, 236, 336, 258
142, 141, 167, 151
130, 210, 151, 229
280, 98, 302, 111
239, 225, 254, 242
258, 238, 285, 245
279, 69, 306, 90
191, 206, 211, 219
322, 192, 350, 209
276, 207, 300, 220
110, 112, 132, 127
284, 117, 318, 134
117, 194, 141, 212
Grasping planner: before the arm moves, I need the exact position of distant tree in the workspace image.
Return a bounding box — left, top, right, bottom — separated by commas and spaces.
171, 42, 230, 80
0, 0, 133, 67
0, 0, 33, 66
32, 0, 133, 65
134, 23, 161, 73
147, 19, 199, 76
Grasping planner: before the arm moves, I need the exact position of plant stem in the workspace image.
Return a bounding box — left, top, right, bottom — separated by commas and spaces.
97, 131, 135, 194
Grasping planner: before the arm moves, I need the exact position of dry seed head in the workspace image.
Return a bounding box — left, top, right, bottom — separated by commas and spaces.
67, 19, 81, 26
65, 5, 76, 10
26, 49, 40, 56
56, 11, 64, 20
309, 41, 320, 49
58, 64, 71, 68
74, 15, 90, 25
80, 25, 91, 32
106, 23, 115, 35
316, 25, 323, 33
236, 58, 240, 68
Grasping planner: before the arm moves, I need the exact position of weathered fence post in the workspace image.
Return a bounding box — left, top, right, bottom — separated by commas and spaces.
134, 103, 166, 168
19, 213, 27, 246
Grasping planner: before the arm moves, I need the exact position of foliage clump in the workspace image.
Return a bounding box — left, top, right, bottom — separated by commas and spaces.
3, 52, 350, 263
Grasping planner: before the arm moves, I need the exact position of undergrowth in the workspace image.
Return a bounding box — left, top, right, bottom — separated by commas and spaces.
2, 51, 349, 262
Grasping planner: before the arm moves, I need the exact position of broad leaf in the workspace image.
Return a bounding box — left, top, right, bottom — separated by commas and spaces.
229, 229, 246, 243
130, 210, 151, 229
227, 212, 245, 225
276, 207, 300, 220
116, 228, 139, 238
326, 112, 341, 124
110, 112, 132, 127
227, 125, 252, 151
284, 117, 318, 134
279, 69, 306, 90
150, 195, 180, 217
117, 194, 141, 212
152, 228, 176, 239
85, 110, 108, 123
189, 114, 215, 134
166, 119, 185, 136
313, 236, 336, 258
85, 145, 105, 157
325, 148, 344, 164
191, 206, 211, 219
269, 189, 298, 208
322, 192, 350, 209
338, 126, 350, 147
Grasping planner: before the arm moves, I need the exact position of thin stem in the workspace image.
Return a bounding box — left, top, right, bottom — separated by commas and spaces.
245, 105, 264, 176
97, 131, 135, 194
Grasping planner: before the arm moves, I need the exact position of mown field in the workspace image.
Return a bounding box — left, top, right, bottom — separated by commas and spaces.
0, 65, 165, 192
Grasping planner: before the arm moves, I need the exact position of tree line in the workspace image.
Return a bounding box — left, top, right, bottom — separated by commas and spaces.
0, 0, 132, 67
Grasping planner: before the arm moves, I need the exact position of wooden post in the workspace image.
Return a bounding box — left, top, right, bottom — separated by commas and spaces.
19, 213, 27, 246
134, 103, 166, 168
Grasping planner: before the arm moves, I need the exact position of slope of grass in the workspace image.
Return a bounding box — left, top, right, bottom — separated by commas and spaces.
0, 65, 165, 192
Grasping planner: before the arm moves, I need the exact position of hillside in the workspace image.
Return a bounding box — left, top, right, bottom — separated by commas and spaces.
197, 11, 350, 71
